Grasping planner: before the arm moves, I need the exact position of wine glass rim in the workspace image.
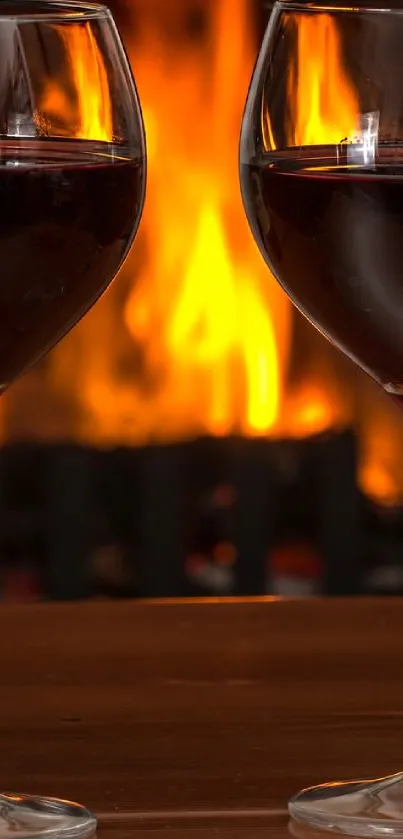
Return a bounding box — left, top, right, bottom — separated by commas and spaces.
0, 1, 110, 22
276, 0, 403, 12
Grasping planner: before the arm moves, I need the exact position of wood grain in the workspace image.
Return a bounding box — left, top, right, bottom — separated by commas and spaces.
0, 598, 402, 838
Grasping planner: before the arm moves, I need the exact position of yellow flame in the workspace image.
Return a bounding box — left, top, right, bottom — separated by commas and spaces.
238, 277, 280, 433
145, 202, 282, 436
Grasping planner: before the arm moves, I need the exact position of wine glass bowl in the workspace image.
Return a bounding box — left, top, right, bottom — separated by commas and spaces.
240, 0, 403, 403
0, 0, 145, 393
0, 1, 146, 836
240, 1, 403, 835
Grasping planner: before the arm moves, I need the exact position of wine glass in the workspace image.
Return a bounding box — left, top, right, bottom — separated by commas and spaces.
0, 1, 145, 837
240, 0, 403, 836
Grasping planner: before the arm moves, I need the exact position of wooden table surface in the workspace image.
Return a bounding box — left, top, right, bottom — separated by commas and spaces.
1, 597, 403, 839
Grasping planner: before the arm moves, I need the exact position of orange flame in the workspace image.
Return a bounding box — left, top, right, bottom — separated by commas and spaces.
288, 12, 359, 147
45, 0, 291, 445
38, 22, 113, 141
358, 383, 403, 508
119, 0, 291, 441
30, 4, 361, 447
5, 0, 403, 513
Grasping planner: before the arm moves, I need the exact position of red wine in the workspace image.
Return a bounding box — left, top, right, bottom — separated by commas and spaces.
240, 145, 403, 395
0, 138, 145, 391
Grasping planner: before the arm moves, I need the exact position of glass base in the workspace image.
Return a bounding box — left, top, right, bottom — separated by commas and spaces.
0, 793, 97, 839
289, 772, 403, 838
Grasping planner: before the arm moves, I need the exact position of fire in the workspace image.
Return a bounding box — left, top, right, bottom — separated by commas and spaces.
28, 3, 359, 446
45, 0, 291, 444
38, 22, 113, 141
4, 0, 403, 513
124, 201, 282, 437
358, 383, 403, 507
285, 385, 344, 439
119, 0, 291, 441
288, 12, 359, 147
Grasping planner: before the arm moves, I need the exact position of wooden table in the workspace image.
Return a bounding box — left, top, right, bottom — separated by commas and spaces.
1, 598, 403, 839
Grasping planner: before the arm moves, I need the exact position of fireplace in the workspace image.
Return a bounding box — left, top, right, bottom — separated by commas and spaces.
1, 0, 403, 601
